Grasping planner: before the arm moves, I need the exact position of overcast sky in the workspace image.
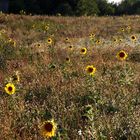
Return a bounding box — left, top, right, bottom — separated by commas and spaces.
108, 0, 122, 3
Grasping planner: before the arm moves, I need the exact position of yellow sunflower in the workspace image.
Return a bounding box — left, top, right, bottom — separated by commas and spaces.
80, 47, 87, 55
119, 38, 123, 42
96, 40, 101, 45
47, 38, 52, 44
85, 65, 96, 76
116, 50, 128, 61
113, 38, 117, 43
11, 71, 20, 83
8, 38, 16, 47
4, 83, 16, 95
65, 57, 70, 63
51, 64, 56, 69
68, 45, 73, 50
120, 28, 125, 32
65, 37, 70, 43
89, 33, 95, 39
126, 26, 131, 30
45, 25, 49, 31
130, 35, 137, 42
37, 43, 41, 47
39, 119, 57, 138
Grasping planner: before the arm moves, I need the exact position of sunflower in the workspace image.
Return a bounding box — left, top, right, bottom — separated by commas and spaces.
68, 45, 73, 50
8, 38, 16, 47
65, 57, 70, 63
51, 64, 56, 69
120, 28, 125, 32
116, 50, 128, 61
126, 26, 131, 30
65, 37, 70, 43
96, 40, 101, 45
47, 38, 52, 44
11, 72, 20, 83
4, 83, 16, 95
89, 33, 95, 39
80, 47, 87, 55
37, 43, 41, 47
130, 35, 137, 42
85, 65, 96, 76
39, 119, 57, 138
112, 37, 117, 42
119, 39, 123, 42
12, 41, 16, 47
45, 25, 49, 31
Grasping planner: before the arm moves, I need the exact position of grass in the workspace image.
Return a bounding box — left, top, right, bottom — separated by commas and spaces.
0, 13, 140, 140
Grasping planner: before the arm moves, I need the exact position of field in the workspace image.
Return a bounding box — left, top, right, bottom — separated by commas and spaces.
0, 13, 140, 140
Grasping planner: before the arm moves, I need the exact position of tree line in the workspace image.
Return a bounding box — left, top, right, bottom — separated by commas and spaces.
3, 0, 140, 16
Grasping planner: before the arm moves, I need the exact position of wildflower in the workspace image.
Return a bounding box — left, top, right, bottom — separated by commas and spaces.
51, 64, 56, 69
4, 83, 16, 95
65, 37, 70, 43
45, 25, 49, 31
120, 28, 125, 32
130, 35, 137, 42
0, 29, 6, 34
39, 119, 57, 138
113, 38, 117, 43
96, 40, 101, 45
85, 65, 96, 76
78, 129, 82, 136
89, 33, 95, 39
116, 50, 128, 61
10, 71, 20, 83
126, 26, 131, 30
47, 38, 52, 45
8, 38, 16, 47
68, 45, 73, 50
80, 47, 87, 55
119, 39, 123, 42
65, 57, 70, 63
37, 43, 41, 47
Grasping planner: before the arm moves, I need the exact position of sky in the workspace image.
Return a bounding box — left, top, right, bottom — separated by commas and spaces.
108, 0, 122, 3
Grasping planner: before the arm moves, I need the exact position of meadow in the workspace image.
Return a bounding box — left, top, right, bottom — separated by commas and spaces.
0, 13, 140, 140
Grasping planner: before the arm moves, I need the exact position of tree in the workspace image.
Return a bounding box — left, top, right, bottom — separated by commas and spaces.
76, 0, 99, 16
116, 0, 139, 15
9, 0, 24, 13
24, 0, 40, 14
55, 2, 74, 16
0, 0, 9, 12
38, 0, 56, 15
96, 0, 115, 15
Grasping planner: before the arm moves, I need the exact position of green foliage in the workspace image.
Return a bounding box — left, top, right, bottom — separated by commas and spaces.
77, 0, 99, 16
55, 2, 74, 16
9, 0, 25, 13
1, 0, 140, 16
24, 0, 40, 14
96, 0, 115, 15
116, 0, 140, 15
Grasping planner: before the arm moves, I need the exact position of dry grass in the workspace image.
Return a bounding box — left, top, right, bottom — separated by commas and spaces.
0, 13, 140, 140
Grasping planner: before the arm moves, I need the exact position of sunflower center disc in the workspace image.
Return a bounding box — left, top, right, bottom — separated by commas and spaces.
88, 68, 93, 73
119, 52, 125, 58
8, 86, 13, 91
44, 123, 53, 132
